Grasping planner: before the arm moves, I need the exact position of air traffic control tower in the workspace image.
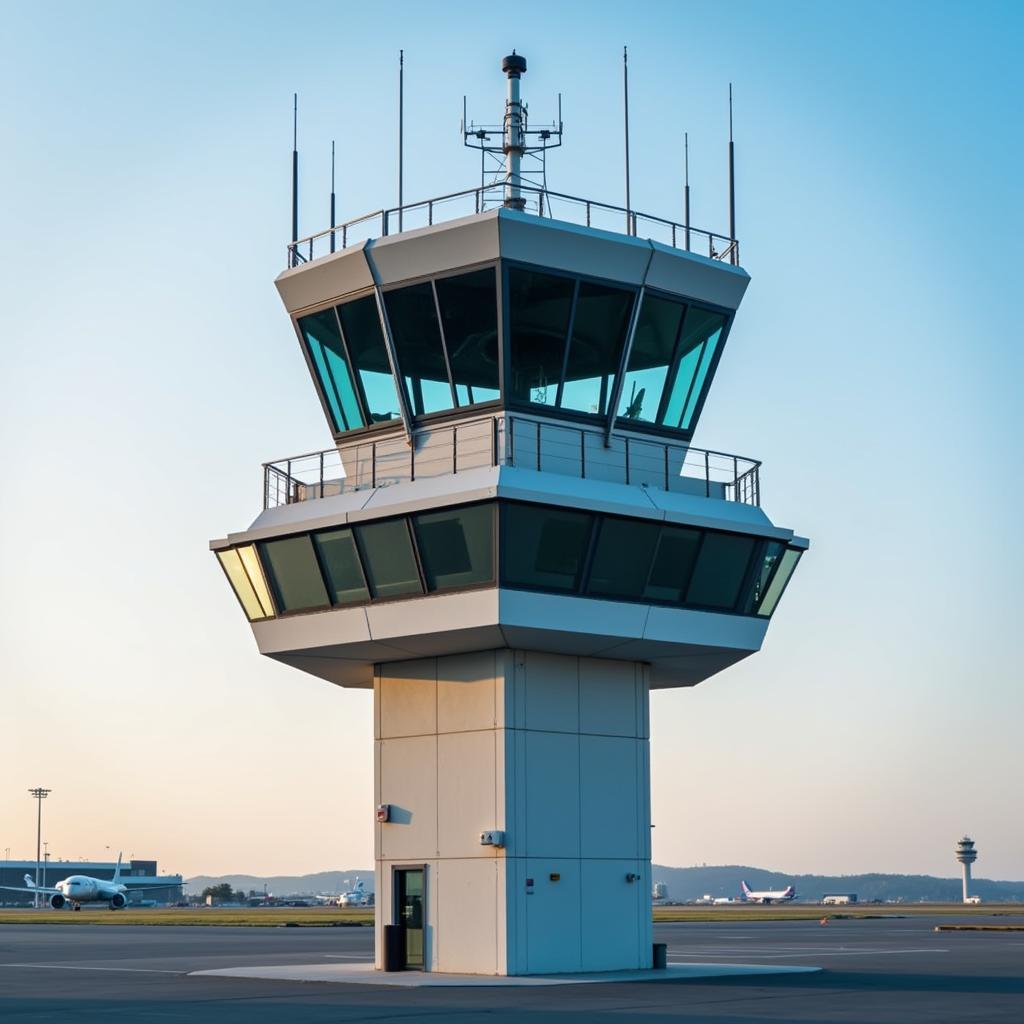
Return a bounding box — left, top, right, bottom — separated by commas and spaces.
211, 54, 807, 975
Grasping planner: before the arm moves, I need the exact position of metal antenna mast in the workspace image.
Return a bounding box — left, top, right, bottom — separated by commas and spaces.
728, 83, 736, 243
623, 46, 631, 234
291, 94, 299, 266
684, 132, 691, 251
330, 141, 336, 253
399, 50, 404, 230
28, 788, 50, 909
463, 52, 563, 212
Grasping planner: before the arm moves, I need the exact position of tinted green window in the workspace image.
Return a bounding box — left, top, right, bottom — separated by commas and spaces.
258, 535, 330, 613
385, 282, 454, 415
617, 295, 685, 423
356, 519, 423, 598
585, 517, 662, 599
508, 270, 574, 407
644, 526, 702, 602
502, 503, 594, 591
435, 270, 500, 405
757, 548, 802, 617
681, 309, 725, 429
337, 296, 402, 423
300, 310, 365, 432
686, 533, 756, 609
742, 541, 785, 614
312, 528, 369, 606
413, 504, 495, 592
660, 306, 726, 430
559, 282, 635, 415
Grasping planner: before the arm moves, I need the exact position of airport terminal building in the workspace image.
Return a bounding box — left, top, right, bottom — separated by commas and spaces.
0, 860, 183, 906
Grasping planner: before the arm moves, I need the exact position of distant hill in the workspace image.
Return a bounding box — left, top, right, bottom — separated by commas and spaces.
186, 864, 1024, 902
651, 865, 1024, 903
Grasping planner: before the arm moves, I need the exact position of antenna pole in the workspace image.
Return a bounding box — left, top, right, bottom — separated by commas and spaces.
291, 94, 299, 266
330, 141, 336, 254
398, 50, 404, 231
623, 46, 631, 235
501, 52, 527, 210
684, 131, 690, 252
728, 83, 736, 249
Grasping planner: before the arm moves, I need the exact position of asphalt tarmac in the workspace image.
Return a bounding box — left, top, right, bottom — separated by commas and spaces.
1, 914, 1022, 1022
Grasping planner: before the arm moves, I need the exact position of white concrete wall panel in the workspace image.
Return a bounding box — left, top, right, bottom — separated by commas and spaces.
435, 859, 500, 975
437, 652, 497, 733
379, 660, 437, 738
378, 735, 437, 860
274, 246, 374, 315
524, 859, 583, 974
580, 860, 646, 971
579, 735, 641, 859
579, 658, 638, 736
437, 730, 498, 858
524, 731, 581, 859
370, 213, 500, 287
520, 650, 579, 733
645, 243, 750, 310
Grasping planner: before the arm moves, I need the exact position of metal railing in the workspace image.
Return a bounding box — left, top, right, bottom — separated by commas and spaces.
286, 183, 739, 269
262, 415, 760, 511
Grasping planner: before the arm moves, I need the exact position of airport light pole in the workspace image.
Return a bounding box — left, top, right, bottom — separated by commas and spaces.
28, 788, 51, 909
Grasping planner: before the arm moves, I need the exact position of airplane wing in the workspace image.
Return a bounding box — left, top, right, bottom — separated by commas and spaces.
124, 883, 185, 894
0, 883, 61, 895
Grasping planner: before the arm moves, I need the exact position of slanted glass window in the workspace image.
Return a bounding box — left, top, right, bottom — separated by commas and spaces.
435, 270, 500, 405
741, 541, 785, 614
258, 536, 331, 613
644, 525, 702, 603
661, 306, 726, 430
412, 503, 495, 592
356, 519, 423, 599
585, 516, 662, 599
560, 281, 635, 415
217, 547, 274, 621
756, 548, 802, 617
617, 295, 685, 424
502, 503, 594, 592
299, 310, 365, 433
385, 282, 455, 415
337, 295, 402, 424
312, 528, 369, 606
508, 269, 574, 407
686, 532, 756, 609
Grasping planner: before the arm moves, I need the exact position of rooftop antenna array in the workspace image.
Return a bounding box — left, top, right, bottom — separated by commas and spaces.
728, 83, 736, 242
462, 52, 563, 212
329, 140, 336, 253
291, 94, 299, 266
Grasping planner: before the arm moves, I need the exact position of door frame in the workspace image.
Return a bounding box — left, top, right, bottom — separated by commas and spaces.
391, 863, 428, 971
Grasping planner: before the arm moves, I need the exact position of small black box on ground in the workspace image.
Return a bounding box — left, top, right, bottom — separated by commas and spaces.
652, 942, 668, 969
383, 925, 404, 972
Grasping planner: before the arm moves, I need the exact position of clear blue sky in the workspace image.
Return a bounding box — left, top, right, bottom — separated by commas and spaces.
1, 0, 1021, 880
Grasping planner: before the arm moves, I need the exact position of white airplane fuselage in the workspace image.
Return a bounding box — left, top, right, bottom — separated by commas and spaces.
44, 874, 132, 909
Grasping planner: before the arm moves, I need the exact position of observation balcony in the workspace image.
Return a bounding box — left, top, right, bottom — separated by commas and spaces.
261, 412, 761, 511
287, 183, 739, 269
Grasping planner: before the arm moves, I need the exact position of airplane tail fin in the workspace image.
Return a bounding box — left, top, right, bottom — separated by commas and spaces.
24, 874, 34, 888
741, 881, 751, 896
113, 852, 123, 885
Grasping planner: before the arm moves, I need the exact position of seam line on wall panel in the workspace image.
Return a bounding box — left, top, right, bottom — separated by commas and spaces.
378, 727, 640, 740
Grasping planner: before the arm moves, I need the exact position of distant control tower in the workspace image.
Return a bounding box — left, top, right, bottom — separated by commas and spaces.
956, 836, 977, 903
211, 53, 807, 975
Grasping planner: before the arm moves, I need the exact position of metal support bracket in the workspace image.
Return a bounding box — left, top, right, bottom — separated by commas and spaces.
363, 241, 415, 446
604, 241, 656, 447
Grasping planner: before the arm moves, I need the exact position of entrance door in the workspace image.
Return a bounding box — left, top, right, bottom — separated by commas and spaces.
395, 868, 424, 969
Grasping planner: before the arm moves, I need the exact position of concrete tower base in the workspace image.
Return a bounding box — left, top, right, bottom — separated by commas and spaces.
374, 650, 653, 975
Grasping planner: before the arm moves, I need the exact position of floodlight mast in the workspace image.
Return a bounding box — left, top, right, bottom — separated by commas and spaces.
463, 51, 563, 210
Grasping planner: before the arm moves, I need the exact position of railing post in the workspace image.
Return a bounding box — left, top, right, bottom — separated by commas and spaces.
733, 455, 738, 503
428, 200, 433, 226
320, 450, 325, 498
453, 424, 458, 475
580, 429, 586, 479
343, 225, 348, 249
509, 416, 516, 466
372, 441, 377, 489
286, 459, 293, 504
664, 445, 669, 491
586, 201, 591, 228
263, 465, 269, 509
625, 436, 630, 486
704, 450, 710, 498
672, 224, 677, 248
536, 420, 542, 472
410, 437, 415, 482
382, 210, 388, 236
492, 416, 499, 467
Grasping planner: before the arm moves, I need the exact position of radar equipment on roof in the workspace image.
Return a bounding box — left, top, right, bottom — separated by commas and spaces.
462, 51, 563, 212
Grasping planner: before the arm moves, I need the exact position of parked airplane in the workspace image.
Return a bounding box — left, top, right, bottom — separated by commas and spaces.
0, 853, 180, 911
740, 880, 797, 904
337, 879, 371, 907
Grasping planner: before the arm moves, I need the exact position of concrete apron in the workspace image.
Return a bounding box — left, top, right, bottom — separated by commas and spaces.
190, 962, 821, 987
